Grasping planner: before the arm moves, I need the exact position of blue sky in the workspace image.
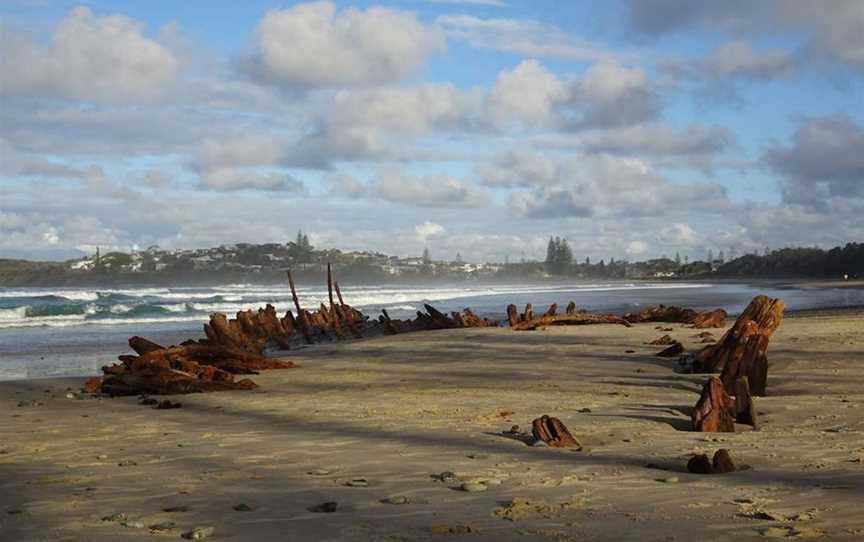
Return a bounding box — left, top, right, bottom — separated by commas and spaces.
1, 0, 862, 261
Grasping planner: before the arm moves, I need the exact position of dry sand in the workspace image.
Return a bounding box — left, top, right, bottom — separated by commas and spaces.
1, 310, 862, 541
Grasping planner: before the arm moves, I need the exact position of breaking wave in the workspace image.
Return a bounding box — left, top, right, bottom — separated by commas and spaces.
0, 282, 712, 329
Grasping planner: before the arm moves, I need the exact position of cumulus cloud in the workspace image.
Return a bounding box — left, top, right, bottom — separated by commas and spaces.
476, 149, 563, 187
571, 62, 660, 127
373, 169, 490, 208
625, 0, 864, 69
763, 114, 864, 207
501, 151, 729, 219
414, 221, 446, 241
247, 1, 444, 89
487, 60, 568, 127
0, 7, 178, 102
328, 83, 480, 135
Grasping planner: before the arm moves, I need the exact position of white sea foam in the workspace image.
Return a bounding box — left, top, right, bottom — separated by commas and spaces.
0, 282, 713, 329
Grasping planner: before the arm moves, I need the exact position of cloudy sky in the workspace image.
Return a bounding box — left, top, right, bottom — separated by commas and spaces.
1, 1, 862, 262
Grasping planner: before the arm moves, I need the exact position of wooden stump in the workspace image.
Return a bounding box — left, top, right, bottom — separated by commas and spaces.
734, 376, 758, 428
686, 449, 737, 474
506, 304, 519, 327
531, 415, 581, 448
656, 341, 684, 357
692, 376, 736, 432
565, 301, 577, 315
712, 449, 736, 473
687, 454, 713, 474
543, 303, 558, 317
690, 309, 727, 329
521, 304, 534, 322
693, 295, 784, 396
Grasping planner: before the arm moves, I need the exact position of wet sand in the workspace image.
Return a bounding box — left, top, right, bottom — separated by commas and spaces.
1, 310, 862, 541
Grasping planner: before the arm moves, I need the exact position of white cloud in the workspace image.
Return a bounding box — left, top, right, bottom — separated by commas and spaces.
572, 62, 659, 127
414, 221, 446, 241
428, 0, 506, 6
487, 59, 568, 127
248, 1, 444, 89
324, 173, 367, 198
704, 40, 795, 80
476, 149, 562, 187
763, 114, 864, 207
197, 168, 305, 192
625, 240, 649, 257
437, 14, 623, 62
374, 169, 490, 208
0, 7, 178, 102
577, 123, 734, 156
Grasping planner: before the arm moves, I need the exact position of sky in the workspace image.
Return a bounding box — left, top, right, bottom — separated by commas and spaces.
1, 0, 862, 263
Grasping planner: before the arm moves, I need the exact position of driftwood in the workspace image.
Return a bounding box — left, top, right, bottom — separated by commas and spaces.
512, 310, 631, 331
624, 305, 727, 328
647, 334, 675, 345
382, 304, 498, 333
692, 376, 736, 432
655, 341, 684, 357
506, 304, 519, 327
692, 295, 784, 396
734, 376, 758, 427
531, 415, 581, 448
84, 335, 297, 396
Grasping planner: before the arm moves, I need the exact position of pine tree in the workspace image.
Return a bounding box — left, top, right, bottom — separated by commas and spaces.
675, 252, 682, 266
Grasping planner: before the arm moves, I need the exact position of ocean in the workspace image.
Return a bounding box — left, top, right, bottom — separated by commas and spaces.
1, 281, 860, 380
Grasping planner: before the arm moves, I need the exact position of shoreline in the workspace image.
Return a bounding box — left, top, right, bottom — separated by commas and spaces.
2, 310, 863, 541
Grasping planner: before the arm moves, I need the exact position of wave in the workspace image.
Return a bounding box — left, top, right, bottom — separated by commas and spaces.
0, 282, 714, 329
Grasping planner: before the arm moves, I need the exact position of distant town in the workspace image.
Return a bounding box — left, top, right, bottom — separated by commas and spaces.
0, 233, 861, 287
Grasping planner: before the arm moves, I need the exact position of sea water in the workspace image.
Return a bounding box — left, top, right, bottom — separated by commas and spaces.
0, 281, 860, 380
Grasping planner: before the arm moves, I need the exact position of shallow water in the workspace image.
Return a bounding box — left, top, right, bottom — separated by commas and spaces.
0, 281, 860, 380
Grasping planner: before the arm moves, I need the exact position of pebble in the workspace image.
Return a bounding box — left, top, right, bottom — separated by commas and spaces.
578, 408, 592, 413
309, 501, 338, 513
308, 468, 332, 476
121, 520, 145, 529
382, 496, 409, 505
6, 508, 23, 515
65, 393, 76, 399
531, 439, 548, 448
460, 481, 488, 492
117, 460, 137, 467
658, 476, 679, 483
345, 478, 368, 487
149, 522, 176, 532
101, 512, 128, 522
183, 526, 215, 540
96, 454, 108, 460
232, 503, 253, 512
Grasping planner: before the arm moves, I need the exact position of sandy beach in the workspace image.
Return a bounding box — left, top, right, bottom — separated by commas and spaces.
1, 309, 862, 541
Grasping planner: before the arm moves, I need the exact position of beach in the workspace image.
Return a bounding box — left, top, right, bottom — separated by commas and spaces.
1, 308, 862, 541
